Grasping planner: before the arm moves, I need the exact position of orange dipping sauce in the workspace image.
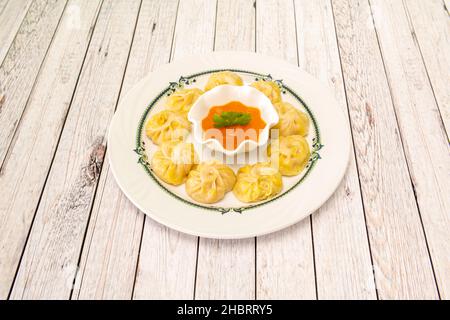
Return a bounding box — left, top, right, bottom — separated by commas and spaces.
202, 101, 266, 150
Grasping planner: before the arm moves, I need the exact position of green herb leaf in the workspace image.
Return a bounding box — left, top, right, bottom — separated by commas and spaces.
213, 111, 252, 128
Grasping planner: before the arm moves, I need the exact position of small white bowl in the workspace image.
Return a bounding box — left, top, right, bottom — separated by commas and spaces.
188, 84, 279, 156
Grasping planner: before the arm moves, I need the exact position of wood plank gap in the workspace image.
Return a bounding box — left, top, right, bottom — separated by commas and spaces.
309, 217, 318, 299
254, 1, 257, 300
167, 0, 182, 66
72, 161, 110, 300
192, 237, 201, 300
212, 0, 219, 50
129, 208, 147, 299
292, 0, 301, 77
254, 0, 257, 51
254, 237, 257, 300
254, 0, 257, 301
0, 0, 10, 16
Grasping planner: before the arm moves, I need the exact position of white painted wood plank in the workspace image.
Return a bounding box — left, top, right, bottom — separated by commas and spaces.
134, 220, 199, 300
0, 0, 8, 13
0, 0, 102, 300
0, 0, 33, 64
9, 0, 141, 299
132, 0, 217, 300
196, 239, 255, 300
370, 0, 450, 299
73, 0, 179, 300
255, 0, 316, 300
214, 0, 255, 51
331, 0, 438, 299
169, 0, 216, 60
0, 0, 68, 166
195, 0, 256, 300
404, 0, 450, 135
294, 0, 376, 299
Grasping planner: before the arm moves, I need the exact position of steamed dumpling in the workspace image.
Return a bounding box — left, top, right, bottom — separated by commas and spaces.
204, 71, 243, 91
166, 88, 203, 116
268, 135, 310, 176
185, 161, 236, 204
250, 80, 282, 104
151, 141, 197, 185
145, 110, 190, 145
273, 101, 309, 136
233, 162, 282, 203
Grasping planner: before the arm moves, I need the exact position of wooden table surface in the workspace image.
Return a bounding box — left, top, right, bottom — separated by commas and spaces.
0, 0, 449, 300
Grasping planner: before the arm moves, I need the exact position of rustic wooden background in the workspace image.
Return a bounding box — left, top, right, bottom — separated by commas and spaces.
0, 0, 449, 300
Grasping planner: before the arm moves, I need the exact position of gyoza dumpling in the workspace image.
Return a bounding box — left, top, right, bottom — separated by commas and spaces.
204, 71, 244, 91
166, 88, 203, 116
151, 141, 197, 185
145, 110, 190, 145
250, 80, 282, 104
185, 161, 236, 204
233, 162, 282, 203
268, 135, 310, 176
273, 101, 309, 136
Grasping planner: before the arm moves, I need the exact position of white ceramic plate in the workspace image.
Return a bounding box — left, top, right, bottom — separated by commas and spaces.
108, 52, 351, 239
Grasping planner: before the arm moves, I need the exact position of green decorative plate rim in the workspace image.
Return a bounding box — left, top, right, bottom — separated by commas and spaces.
134, 69, 323, 213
